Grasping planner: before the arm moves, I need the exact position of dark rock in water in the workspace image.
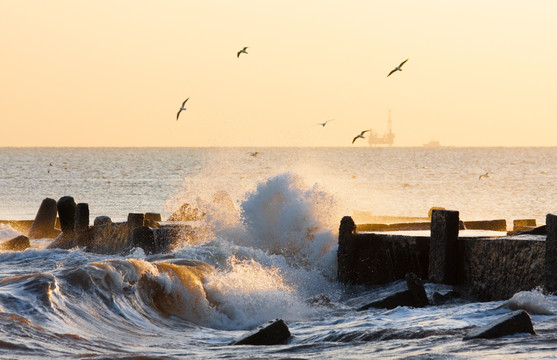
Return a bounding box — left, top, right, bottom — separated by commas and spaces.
94, 216, 112, 226
406, 272, 429, 308
74, 203, 89, 234
358, 273, 429, 311
230, 319, 291, 346
358, 290, 415, 311
431, 290, 461, 305
463, 310, 535, 340
57, 196, 77, 233
131, 226, 156, 255
28, 198, 58, 239
1, 235, 30, 251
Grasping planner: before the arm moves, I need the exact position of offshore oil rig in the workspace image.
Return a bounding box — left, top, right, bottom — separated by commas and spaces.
368, 111, 395, 147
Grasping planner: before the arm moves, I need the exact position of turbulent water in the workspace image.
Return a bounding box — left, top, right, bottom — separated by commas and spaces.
1, 147, 557, 359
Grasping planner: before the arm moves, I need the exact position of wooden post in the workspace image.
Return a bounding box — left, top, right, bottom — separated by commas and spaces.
544, 213, 557, 293
337, 216, 356, 284
429, 209, 460, 284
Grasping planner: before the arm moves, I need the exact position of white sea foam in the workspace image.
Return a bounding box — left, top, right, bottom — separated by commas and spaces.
506, 288, 556, 315
0, 223, 20, 240
204, 255, 315, 330
163, 173, 343, 329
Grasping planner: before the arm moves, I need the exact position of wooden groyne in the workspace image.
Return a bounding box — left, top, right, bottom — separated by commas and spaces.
338, 209, 552, 301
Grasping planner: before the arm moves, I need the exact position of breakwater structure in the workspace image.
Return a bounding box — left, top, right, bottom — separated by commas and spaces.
0, 196, 199, 254
338, 209, 554, 301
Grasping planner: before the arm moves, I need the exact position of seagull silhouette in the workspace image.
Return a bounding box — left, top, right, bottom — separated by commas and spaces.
352, 130, 371, 144
479, 172, 489, 180
387, 58, 409, 77
176, 98, 189, 120
317, 119, 335, 127
237, 47, 248, 58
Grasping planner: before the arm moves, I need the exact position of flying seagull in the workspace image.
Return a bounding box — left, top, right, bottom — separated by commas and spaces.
237, 47, 248, 58
479, 172, 489, 180
176, 98, 189, 120
352, 129, 371, 144
317, 119, 335, 127
387, 58, 409, 77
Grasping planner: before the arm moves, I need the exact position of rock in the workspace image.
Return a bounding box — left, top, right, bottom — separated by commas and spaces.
1, 235, 30, 251
405, 273, 429, 308
57, 196, 77, 233
358, 273, 429, 311
230, 319, 291, 346
431, 290, 461, 305
358, 291, 415, 311
94, 216, 112, 226
463, 310, 535, 340
28, 198, 58, 239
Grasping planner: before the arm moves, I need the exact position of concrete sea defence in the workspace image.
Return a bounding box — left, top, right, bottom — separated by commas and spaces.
0, 196, 198, 255
338, 209, 552, 301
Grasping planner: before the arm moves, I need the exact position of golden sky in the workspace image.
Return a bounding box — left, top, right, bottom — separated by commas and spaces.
1, 1, 556, 147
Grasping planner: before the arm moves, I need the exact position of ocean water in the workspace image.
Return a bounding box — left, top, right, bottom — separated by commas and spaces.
1, 147, 557, 359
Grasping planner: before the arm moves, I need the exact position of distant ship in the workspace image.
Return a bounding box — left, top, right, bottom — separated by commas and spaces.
368, 111, 395, 147
423, 139, 441, 147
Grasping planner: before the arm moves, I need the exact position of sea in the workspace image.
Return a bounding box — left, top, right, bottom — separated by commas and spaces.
1, 147, 557, 359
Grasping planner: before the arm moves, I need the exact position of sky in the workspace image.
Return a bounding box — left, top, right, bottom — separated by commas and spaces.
1, 0, 556, 147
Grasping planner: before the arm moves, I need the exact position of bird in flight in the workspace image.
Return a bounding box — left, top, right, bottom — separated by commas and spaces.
478, 172, 489, 180
352, 129, 371, 144
249, 151, 259, 157
387, 58, 409, 77
237, 47, 248, 58
176, 98, 189, 120
317, 119, 335, 127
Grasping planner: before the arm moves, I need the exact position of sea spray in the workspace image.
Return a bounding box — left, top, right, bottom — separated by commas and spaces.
0, 223, 20, 241
159, 173, 344, 328
168, 173, 340, 277
237, 173, 339, 276
204, 255, 315, 330
506, 288, 556, 315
